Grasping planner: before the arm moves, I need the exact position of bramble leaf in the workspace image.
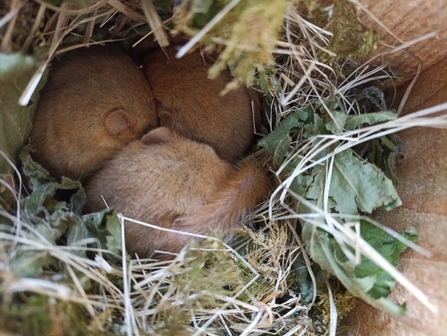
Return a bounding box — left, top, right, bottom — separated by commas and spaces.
325, 110, 348, 133
82, 209, 123, 262
345, 111, 397, 130
292, 147, 401, 215
258, 109, 306, 165
0, 54, 38, 173
302, 220, 417, 315
329, 149, 401, 214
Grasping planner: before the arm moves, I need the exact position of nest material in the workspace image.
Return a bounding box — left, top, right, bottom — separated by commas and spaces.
1, 0, 445, 335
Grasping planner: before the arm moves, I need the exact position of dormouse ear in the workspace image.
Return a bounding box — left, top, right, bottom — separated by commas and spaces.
141, 127, 173, 145
158, 110, 174, 126
156, 100, 174, 126
105, 109, 133, 136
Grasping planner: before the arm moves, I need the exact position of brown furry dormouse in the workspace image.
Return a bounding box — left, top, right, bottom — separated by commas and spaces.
84, 127, 271, 258
140, 42, 261, 163
29, 44, 159, 181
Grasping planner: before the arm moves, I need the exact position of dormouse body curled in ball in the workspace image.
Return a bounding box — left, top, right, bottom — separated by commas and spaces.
84, 127, 271, 258
140, 40, 261, 163
29, 44, 159, 181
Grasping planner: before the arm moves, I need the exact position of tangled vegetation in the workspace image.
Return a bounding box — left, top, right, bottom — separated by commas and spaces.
0, 0, 443, 335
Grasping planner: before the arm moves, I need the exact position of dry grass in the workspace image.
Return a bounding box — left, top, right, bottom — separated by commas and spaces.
1, 0, 446, 335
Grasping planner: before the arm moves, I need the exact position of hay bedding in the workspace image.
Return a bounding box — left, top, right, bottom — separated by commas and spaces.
0, 0, 445, 335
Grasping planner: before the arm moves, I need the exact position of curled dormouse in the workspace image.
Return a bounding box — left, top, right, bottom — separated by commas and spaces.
29, 44, 159, 181
140, 40, 261, 163
84, 127, 271, 258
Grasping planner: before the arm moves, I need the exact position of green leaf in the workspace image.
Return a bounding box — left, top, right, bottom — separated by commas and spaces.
298, 147, 401, 215
325, 110, 347, 134
12, 148, 120, 276
290, 173, 313, 197
302, 220, 417, 315
280, 155, 302, 175
19, 146, 86, 215
253, 68, 276, 94
260, 96, 408, 316
66, 216, 89, 258
10, 149, 87, 278
0, 54, 39, 174
272, 136, 292, 167
11, 240, 56, 278
292, 257, 315, 303
328, 149, 401, 215
346, 225, 417, 299
362, 135, 403, 185
306, 168, 324, 201
345, 110, 397, 130
82, 209, 123, 262
289, 172, 315, 214
191, 0, 221, 28
258, 109, 306, 166
11, 212, 78, 278
303, 113, 324, 138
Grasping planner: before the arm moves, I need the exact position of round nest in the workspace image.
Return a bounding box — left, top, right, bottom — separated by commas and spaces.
0, 0, 445, 335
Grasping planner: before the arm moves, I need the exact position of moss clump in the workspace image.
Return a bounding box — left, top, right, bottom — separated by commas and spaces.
328, 0, 378, 58
314, 281, 356, 331
135, 239, 249, 334
171, 239, 245, 305
174, 0, 287, 89
0, 295, 113, 336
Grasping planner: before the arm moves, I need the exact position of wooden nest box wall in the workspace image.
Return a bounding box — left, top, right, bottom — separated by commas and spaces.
344, 0, 447, 334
